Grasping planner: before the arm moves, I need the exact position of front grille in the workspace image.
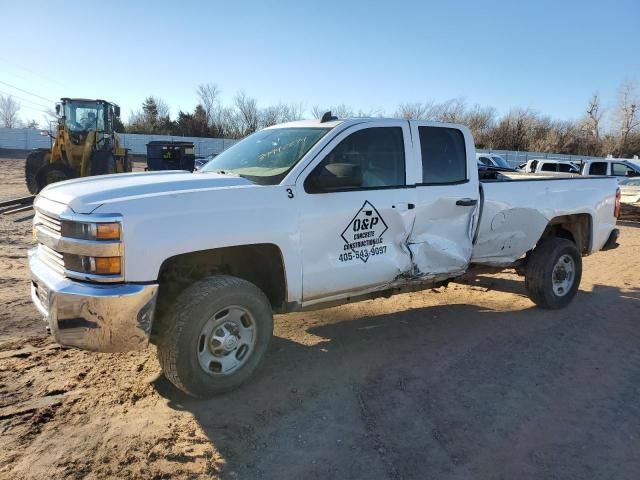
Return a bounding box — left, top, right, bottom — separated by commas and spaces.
33, 208, 124, 282
34, 210, 62, 236
38, 244, 65, 274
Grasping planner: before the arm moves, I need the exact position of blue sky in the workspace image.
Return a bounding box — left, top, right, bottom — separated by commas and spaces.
1, 0, 638, 125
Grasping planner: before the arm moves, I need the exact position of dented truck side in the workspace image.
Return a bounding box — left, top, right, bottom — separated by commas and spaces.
28, 117, 620, 397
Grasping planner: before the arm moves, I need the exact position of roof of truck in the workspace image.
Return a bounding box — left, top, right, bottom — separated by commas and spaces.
264, 119, 345, 129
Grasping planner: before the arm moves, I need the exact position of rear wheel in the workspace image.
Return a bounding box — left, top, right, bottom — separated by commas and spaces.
25, 150, 48, 194
156, 275, 273, 398
524, 237, 582, 309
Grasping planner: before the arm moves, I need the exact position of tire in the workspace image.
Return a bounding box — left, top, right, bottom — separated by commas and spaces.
524, 237, 582, 309
90, 150, 116, 176
157, 275, 273, 398
25, 150, 48, 194
35, 163, 76, 192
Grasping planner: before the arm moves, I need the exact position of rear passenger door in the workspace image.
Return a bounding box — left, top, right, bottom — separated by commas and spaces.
407, 122, 479, 278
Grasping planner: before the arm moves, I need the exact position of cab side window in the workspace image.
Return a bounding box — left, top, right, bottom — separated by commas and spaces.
309, 127, 406, 191
419, 127, 467, 184
612, 163, 632, 176
589, 162, 608, 175
540, 163, 556, 172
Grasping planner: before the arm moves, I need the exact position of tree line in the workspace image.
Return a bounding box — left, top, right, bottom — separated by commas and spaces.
1, 81, 638, 158
125, 81, 640, 158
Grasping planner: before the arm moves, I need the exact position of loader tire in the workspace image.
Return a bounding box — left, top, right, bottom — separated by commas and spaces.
156, 275, 273, 398
25, 150, 47, 194
90, 151, 116, 176
35, 163, 76, 192
524, 237, 582, 309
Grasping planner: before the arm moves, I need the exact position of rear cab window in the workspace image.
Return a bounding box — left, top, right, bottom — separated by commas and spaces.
419, 127, 467, 184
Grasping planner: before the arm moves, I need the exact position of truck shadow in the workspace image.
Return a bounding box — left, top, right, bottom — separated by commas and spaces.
152, 279, 640, 479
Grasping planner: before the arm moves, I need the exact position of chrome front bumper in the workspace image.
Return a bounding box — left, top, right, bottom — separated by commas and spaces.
28, 248, 159, 352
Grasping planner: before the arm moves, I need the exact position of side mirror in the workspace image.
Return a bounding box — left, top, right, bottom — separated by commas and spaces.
626, 170, 639, 177
309, 163, 362, 191
55, 104, 61, 116
114, 106, 121, 117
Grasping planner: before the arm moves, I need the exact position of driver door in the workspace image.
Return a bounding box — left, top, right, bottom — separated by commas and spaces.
296, 122, 418, 303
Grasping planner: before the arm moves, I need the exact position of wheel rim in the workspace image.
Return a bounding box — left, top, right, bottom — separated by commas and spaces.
552, 254, 575, 297
196, 305, 256, 376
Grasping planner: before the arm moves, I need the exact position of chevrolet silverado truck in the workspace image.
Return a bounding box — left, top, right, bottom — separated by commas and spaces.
28, 116, 621, 397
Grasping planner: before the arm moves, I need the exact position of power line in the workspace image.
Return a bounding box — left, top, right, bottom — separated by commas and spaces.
0, 79, 54, 103
0, 57, 66, 88
15, 103, 52, 116
0, 89, 51, 110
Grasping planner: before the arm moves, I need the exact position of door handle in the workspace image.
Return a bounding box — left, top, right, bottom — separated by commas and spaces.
392, 203, 415, 210
456, 198, 478, 206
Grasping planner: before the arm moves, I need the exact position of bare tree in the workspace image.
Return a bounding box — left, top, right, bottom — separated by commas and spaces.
0, 95, 20, 128
153, 96, 171, 120
234, 92, 259, 135
259, 102, 305, 128
435, 98, 467, 123
463, 105, 496, 147
311, 104, 354, 119
614, 81, 639, 153
394, 102, 432, 119
196, 83, 220, 127
585, 93, 603, 141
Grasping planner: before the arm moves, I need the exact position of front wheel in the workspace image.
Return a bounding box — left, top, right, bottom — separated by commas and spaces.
524, 237, 582, 309
156, 275, 273, 397
25, 150, 48, 194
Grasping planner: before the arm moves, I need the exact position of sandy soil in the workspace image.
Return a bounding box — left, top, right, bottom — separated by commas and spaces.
1, 154, 639, 479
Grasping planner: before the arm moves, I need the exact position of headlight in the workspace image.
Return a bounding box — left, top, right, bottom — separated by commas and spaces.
64, 254, 122, 275
61, 221, 121, 241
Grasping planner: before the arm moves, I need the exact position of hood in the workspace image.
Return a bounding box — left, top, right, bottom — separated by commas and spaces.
39, 171, 254, 213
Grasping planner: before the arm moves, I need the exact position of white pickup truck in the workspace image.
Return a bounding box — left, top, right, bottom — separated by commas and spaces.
28, 116, 621, 397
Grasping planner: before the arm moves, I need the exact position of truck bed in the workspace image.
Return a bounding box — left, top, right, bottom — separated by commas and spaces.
471, 173, 618, 266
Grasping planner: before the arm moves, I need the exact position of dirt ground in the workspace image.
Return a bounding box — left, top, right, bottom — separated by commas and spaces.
1, 153, 639, 480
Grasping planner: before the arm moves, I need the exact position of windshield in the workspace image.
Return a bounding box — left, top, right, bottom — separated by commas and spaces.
202, 127, 330, 184
63, 101, 105, 133
491, 155, 511, 169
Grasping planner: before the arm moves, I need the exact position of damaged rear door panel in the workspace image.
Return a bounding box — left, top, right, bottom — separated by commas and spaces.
406, 122, 479, 279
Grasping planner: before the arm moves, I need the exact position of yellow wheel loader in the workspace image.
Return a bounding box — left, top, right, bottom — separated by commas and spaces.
25, 98, 131, 194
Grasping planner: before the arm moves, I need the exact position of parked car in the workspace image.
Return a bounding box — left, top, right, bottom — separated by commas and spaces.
29, 116, 620, 397
476, 153, 511, 169
194, 153, 218, 171
580, 159, 640, 181
518, 159, 580, 175
619, 177, 640, 204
